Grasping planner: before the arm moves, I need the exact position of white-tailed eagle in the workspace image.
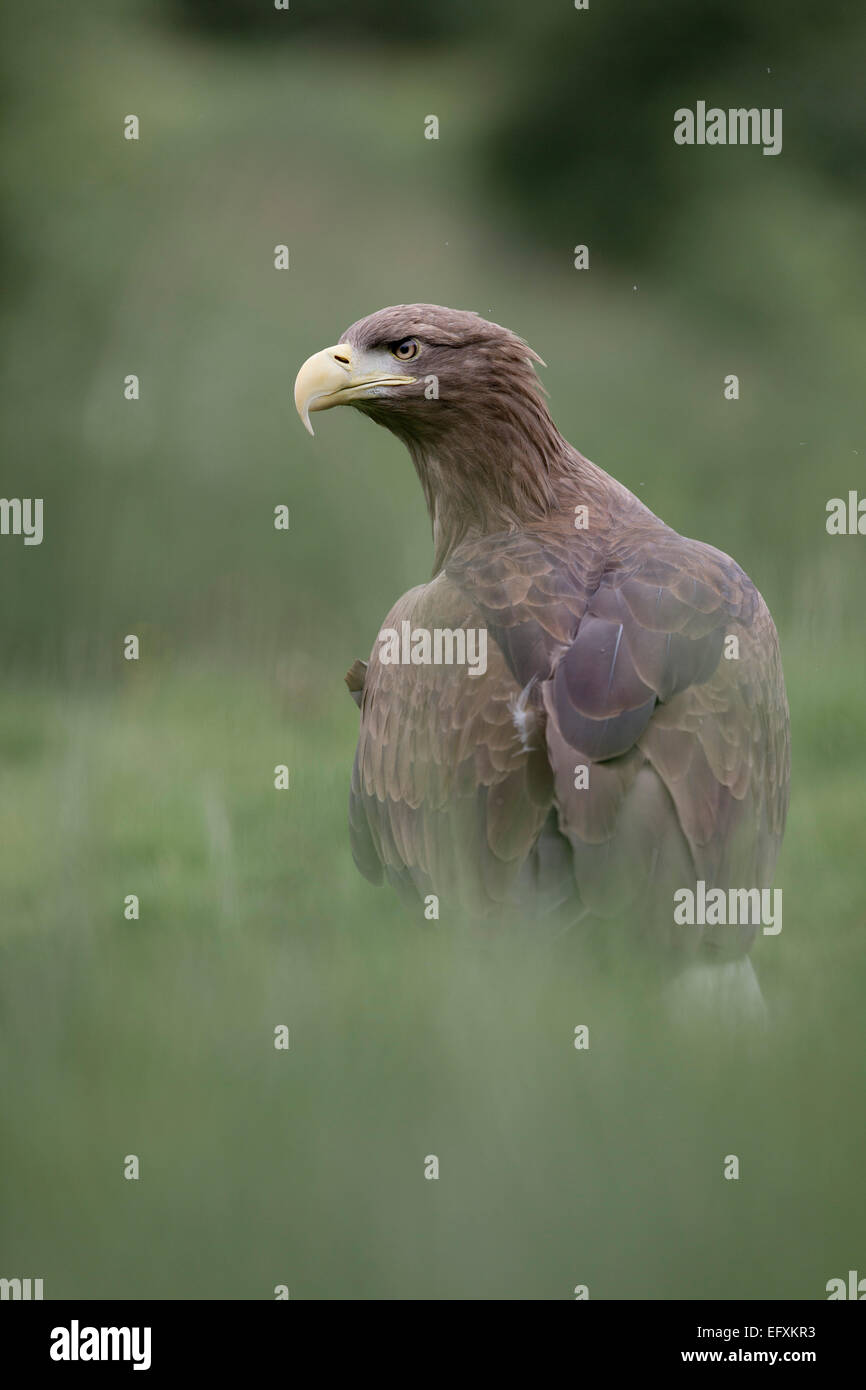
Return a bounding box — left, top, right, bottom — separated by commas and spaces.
295, 305, 790, 1000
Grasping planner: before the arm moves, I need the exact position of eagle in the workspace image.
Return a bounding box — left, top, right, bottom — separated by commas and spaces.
295, 305, 790, 1009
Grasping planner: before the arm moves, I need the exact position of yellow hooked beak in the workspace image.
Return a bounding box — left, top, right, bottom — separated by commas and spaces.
294, 342, 417, 436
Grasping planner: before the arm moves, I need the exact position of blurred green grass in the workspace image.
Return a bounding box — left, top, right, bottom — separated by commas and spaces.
1, 4, 865, 1298
1, 635, 865, 1298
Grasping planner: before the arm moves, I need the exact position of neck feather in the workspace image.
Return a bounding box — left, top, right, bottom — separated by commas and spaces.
399, 399, 594, 570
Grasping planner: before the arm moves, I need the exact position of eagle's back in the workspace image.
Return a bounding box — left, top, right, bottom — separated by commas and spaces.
349, 467, 790, 956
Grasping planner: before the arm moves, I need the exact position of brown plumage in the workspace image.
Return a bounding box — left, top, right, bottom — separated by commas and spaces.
296, 304, 790, 972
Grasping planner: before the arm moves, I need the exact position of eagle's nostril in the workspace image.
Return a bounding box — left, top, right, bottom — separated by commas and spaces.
332, 352, 350, 365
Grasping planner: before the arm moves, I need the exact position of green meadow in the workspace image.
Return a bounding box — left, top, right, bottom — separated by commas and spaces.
1, 2, 864, 1298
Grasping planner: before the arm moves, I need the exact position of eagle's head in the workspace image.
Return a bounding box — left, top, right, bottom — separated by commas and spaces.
294, 303, 579, 567
294, 303, 547, 440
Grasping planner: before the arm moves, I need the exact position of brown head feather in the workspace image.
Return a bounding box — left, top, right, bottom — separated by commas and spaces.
339, 304, 600, 571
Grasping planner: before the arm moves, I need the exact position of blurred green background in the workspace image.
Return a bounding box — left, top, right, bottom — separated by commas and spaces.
1, 0, 865, 1299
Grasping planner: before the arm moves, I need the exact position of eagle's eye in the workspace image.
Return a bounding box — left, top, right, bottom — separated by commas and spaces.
390, 338, 420, 361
